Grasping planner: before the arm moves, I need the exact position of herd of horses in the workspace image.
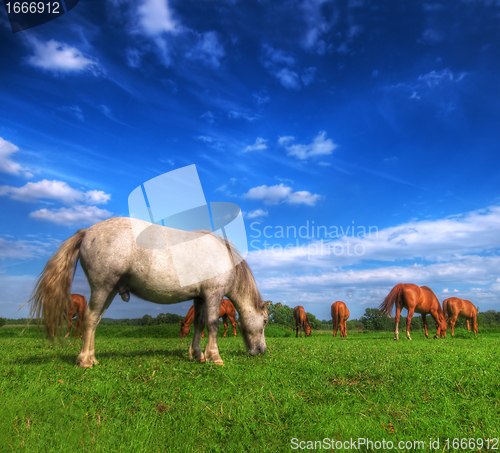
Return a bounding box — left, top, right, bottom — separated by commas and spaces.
26, 218, 479, 368
65, 286, 478, 343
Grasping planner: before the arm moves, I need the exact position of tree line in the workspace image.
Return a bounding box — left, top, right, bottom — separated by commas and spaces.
2, 304, 499, 331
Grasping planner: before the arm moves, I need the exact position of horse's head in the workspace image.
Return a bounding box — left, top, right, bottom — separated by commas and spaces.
179, 321, 190, 338
305, 323, 312, 337
238, 301, 269, 356
437, 313, 448, 338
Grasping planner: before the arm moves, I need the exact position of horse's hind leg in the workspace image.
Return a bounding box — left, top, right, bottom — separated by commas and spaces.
449, 313, 459, 337
394, 306, 401, 341
77, 289, 116, 368
422, 314, 429, 339
406, 308, 415, 340
466, 319, 471, 331
189, 299, 206, 362
203, 293, 225, 365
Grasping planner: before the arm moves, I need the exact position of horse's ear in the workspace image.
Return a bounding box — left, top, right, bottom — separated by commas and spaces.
264, 301, 271, 308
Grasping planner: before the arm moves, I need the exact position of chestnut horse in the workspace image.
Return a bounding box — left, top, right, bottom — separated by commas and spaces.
443, 297, 478, 337
331, 301, 350, 338
64, 294, 87, 339
179, 298, 237, 338
293, 306, 311, 337
379, 283, 447, 340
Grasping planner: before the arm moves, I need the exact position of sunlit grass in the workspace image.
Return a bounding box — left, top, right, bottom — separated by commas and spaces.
0, 324, 498, 452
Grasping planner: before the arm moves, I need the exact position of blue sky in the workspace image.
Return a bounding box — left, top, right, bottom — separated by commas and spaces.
1, 0, 500, 322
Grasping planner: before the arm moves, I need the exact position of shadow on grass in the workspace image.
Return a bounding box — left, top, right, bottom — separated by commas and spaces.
10, 347, 190, 367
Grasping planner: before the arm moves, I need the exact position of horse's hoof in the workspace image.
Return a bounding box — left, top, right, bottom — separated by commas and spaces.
200, 358, 206, 363
214, 361, 224, 366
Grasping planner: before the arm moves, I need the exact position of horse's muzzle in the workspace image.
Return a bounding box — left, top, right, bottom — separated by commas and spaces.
249, 344, 267, 356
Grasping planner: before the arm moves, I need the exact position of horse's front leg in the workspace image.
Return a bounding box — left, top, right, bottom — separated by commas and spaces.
203, 295, 224, 365
222, 314, 229, 338
64, 316, 72, 339
466, 319, 471, 331
189, 299, 206, 362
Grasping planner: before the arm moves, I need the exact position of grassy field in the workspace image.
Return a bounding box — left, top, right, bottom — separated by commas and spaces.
0, 324, 499, 452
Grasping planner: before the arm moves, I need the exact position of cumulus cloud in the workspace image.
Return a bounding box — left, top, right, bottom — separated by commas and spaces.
137, 0, 179, 36
246, 205, 500, 318
30, 205, 113, 226
0, 180, 111, 205
280, 131, 337, 160
0, 237, 57, 260
244, 183, 321, 206
243, 138, 267, 152
0, 137, 33, 177
301, 0, 332, 54
185, 31, 225, 69
261, 44, 316, 90
245, 209, 268, 219
26, 38, 100, 74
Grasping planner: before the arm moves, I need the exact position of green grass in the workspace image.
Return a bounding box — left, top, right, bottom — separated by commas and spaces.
0, 324, 499, 452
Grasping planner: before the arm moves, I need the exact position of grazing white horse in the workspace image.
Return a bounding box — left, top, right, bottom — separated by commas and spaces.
28, 217, 268, 368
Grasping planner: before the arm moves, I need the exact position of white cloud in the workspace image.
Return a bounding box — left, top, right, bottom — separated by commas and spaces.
261, 45, 313, 90
26, 38, 99, 74
246, 206, 500, 319
281, 131, 337, 160
418, 69, 467, 87
246, 209, 268, 219
276, 68, 301, 90
185, 31, 225, 69
278, 136, 295, 146
30, 205, 113, 226
0, 137, 33, 177
0, 180, 111, 205
243, 138, 267, 153
248, 206, 500, 269
301, 0, 332, 54
287, 191, 321, 206
244, 183, 321, 206
0, 237, 57, 260
137, 0, 178, 36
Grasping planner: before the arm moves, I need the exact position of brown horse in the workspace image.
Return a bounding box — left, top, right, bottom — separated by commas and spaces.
293, 306, 311, 338
179, 298, 237, 338
331, 301, 350, 338
379, 283, 447, 340
443, 297, 478, 337
64, 294, 87, 339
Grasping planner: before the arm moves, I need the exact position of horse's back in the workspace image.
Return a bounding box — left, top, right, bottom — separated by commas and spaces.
79, 217, 236, 304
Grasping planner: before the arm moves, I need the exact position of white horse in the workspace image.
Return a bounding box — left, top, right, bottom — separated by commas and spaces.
28, 217, 269, 368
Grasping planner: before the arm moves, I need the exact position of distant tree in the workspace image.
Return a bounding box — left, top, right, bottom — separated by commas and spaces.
268, 302, 291, 325
141, 314, 153, 326
360, 308, 392, 331
0, 317, 6, 327
305, 312, 321, 330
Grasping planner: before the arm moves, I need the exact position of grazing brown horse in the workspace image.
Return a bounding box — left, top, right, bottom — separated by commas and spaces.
331, 301, 350, 338
65, 294, 87, 339
443, 297, 478, 337
379, 283, 447, 340
179, 298, 237, 338
293, 306, 311, 338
